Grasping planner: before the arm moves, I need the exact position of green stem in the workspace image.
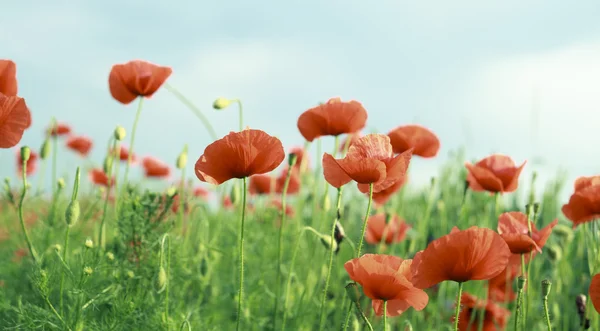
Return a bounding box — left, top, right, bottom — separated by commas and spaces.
318, 187, 343, 331
59, 226, 70, 313
342, 301, 353, 331
164, 83, 218, 140
164, 234, 171, 329
51, 118, 58, 200
42, 294, 71, 331
274, 162, 294, 329
235, 177, 248, 331
356, 183, 374, 257
235, 99, 244, 132
179, 166, 186, 238
382, 301, 388, 331
454, 282, 464, 331
18, 158, 38, 263
99, 139, 117, 250
543, 296, 552, 331
123, 97, 144, 186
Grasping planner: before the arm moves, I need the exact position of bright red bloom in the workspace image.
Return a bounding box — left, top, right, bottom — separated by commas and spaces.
387, 125, 440, 158
339, 132, 361, 154
372, 176, 406, 206
488, 265, 519, 303
497, 211, 557, 254
0, 94, 31, 149
16, 149, 37, 177
345, 254, 429, 317
89, 168, 115, 187
0, 60, 17, 96
195, 129, 285, 185
562, 175, 600, 227
411, 226, 511, 289
454, 293, 510, 331
289, 146, 308, 171
193, 187, 210, 198
249, 174, 274, 195
297, 97, 367, 142
323, 134, 412, 193
465, 154, 526, 194
275, 167, 301, 195
222, 196, 233, 209
47, 123, 72, 137
66, 136, 93, 157
108, 60, 172, 105
365, 213, 410, 245
113, 145, 136, 163
142, 157, 170, 179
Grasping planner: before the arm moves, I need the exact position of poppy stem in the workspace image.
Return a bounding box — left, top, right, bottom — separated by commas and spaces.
542, 280, 552, 331
454, 282, 464, 331
274, 159, 295, 329
161, 234, 171, 330
99, 139, 117, 250
235, 177, 248, 331
382, 300, 388, 330
123, 97, 144, 187
17, 151, 39, 264
163, 83, 218, 140
49, 119, 59, 226
281, 227, 308, 331
59, 225, 70, 314
356, 183, 374, 257
318, 187, 344, 331
234, 99, 243, 132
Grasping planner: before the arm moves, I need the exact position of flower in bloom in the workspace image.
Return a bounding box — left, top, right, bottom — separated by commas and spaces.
488, 265, 520, 303
16, 148, 37, 177
89, 168, 115, 187
371, 176, 407, 206
249, 174, 273, 195
339, 132, 361, 154
275, 167, 301, 195
365, 213, 411, 245
66, 136, 93, 157
453, 292, 510, 331
0, 60, 17, 96
562, 175, 600, 227
289, 146, 308, 171
108, 60, 172, 104
142, 156, 170, 179
113, 145, 136, 163
47, 122, 72, 137
387, 125, 440, 158
0, 94, 31, 148
269, 199, 294, 217
465, 154, 526, 194
323, 134, 412, 193
497, 211, 557, 254
590, 273, 600, 314
411, 226, 511, 289
195, 129, 285, 185
297, 98, 367, 142
344, 254, 429, 316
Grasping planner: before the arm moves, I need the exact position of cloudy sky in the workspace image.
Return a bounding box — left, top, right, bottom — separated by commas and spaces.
2, 0, 600, 200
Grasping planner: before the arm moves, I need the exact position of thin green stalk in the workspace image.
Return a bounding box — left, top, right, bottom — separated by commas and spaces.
274, 161, 294, 329
454, 282, 464, 331
99, 139, 117, 249
51, 118, 58, 205
42, 294, 71, 331
18, 155, 38, 263
356, 183, 374, 257
162, 234, 171, 330
164, 83, 218, 140
543, 287, 552, 331
318, 187, 343, 331
342, 301, 353, 331
123, 97, 144, 186
235, 99, 244, 132
236, 177, 248, 331
59, 226, 70, 313
382, 301, 388, 331
179, 167, 186, 237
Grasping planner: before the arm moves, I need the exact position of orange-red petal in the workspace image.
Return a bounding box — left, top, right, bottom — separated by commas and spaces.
0, 94, 30, 149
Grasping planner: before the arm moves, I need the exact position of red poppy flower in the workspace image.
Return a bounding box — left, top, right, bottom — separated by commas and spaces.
113, 145, 136, 162
170, 194, 190, 215
372, 176, 406, 206
411, 226, 511, 289
339, 132, 362, 154
249, 174, 274, 195
195, 129, 285, 185
562, 175, 600, 227
590, 273, 600, 314
497, 211, 557, 254
465, 154, 526, 194
269, 199, 295, 217
16, 149, 37, 177
0, 60, 17, 96
47, 122, 72, 137
193, 187, 210, 198
297, 97, 367, 142
488, 265, 519, 303
66, 136, 93, 157
453, 292, 510, 331
142, 157, 170, 179
345, 254, 429, 317
365, 213, 411, 245
289, 146, 308, 171
222, 196, 234, 209
387, 125, 440, 158
0, 94, 31, 149
275, 167, 301, 194
108, 60, 172, 105
323, 134, 412, 193
89, 168, 115, 187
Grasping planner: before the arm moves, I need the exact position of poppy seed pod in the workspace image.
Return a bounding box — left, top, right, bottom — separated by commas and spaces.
20, 146, 30, 163
65, 200, 80, 227
114, 126, 126, 141
541, 279, 552, 298
212, 97, 232, 110
40, 139, 50, 159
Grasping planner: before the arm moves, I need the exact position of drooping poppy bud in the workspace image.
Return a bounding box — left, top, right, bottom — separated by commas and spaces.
213, 97, 233, 110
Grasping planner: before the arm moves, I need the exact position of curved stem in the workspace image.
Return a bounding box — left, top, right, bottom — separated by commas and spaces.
18, 158, 38, 263
164, 83, 218, 140
356, 183, 374, 257
382, 301, 388, 331
454, 282, 464, 331
274, 162, 294, 329
236, 177, 248, 331
123, 97, 144, 186
318, 187, 343, 331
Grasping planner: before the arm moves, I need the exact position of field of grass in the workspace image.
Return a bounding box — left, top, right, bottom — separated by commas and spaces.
1, 60, 599, 331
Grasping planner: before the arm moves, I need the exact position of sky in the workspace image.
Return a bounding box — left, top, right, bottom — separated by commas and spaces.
2, 0, 600, 201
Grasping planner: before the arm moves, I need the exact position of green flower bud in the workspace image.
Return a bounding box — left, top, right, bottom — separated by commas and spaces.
65, 200, 80, 227
166, 187, 177, 198
212, 97, 232, 110
20, 146, 30, 163
126, 270, 135, 279
57, 178, 65, 190
403, 321, 414, 331
319, 234, 338, 252
85, 238, 94, 249
83, 266, 93, 276
114, 126, 126, 141
40, 139, 50, 160
345, 282, 360, 303
176, 152, 187, 170
517, 276, 526, 290
155, 266, 167, 293
106, 252, 115, 261
103, 155, 113, 174
53, 244, 62, 253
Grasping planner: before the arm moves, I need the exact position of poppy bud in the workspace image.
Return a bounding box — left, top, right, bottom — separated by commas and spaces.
53, 244, 62, 253
40, 139, 50, 160
20, 146, 30, 163
541, 279, 552, 298
517, 276, 526, 290
334, 220, 345, 245
212, 97, 232, 110
403, 321, 414, 331
176, 151, 188, 170
103, 155, 113, 174
319, 234, 338, 252
345, 282, 361, 303
546, 244, 562, 262
323, 194, 331, 212
155, 266, 167, 292
533, 202, 540, 214
114, 126, 126, 141
85, 238, 94, 249
65, 200, 80, 227
553, 224, 574, 243
83, 266, 93, 276
288, 153, 298, 167
166, 187, 177, 198
57, 178, 65, 190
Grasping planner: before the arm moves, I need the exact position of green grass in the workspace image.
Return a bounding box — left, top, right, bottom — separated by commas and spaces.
0, 148, 595, 331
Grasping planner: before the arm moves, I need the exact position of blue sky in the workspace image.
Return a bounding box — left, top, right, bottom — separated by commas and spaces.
2, 1, 600, 199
